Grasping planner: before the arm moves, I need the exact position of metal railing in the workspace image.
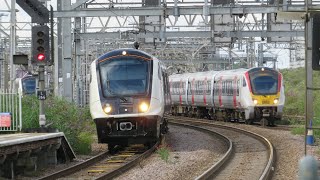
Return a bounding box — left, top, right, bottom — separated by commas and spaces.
0, 90, 22, 131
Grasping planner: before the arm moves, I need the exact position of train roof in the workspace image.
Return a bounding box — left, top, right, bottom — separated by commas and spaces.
170, 70, 220, 79
169, 67, 279, 80
96, 48, 157, 63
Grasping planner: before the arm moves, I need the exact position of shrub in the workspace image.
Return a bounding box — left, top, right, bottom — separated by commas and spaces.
156, 143, 171, 163
21, 95, 95, 154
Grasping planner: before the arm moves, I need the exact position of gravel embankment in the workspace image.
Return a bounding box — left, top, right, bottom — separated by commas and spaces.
17, 122, 317, 180
116, 122, 314, 180
114, 124, 228, 180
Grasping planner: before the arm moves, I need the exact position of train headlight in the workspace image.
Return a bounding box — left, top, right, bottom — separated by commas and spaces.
253, 99, 258, 105
139, 102, 149, 112
274, 99, 279, 104
103, 104, 112, 114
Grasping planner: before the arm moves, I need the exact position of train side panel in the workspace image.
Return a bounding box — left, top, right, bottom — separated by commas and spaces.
189, 71, 213, 108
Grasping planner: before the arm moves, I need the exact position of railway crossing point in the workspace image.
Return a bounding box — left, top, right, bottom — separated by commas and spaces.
298, 155, 319, 180
307, 120, 315, 145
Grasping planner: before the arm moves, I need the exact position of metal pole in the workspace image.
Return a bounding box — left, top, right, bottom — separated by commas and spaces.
304, 0, 313, 156
39, 66, 46, 127
10, 0, 16, 91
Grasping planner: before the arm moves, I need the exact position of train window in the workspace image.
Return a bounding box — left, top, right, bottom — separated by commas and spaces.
215, 81, 219, 92
248, 69, 278, 95
251, 76, 277, 94
176, 82, 178, 95
172, 82, 175, 95
230, 81, 233, 96
99, 58, 150, 96
242, 77, 247, 87
237, 80, 240, 95
222, 81, 225, 95
158, 63, 162, 80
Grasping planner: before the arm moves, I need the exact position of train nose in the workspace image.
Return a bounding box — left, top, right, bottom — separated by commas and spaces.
119, 122, 133, 131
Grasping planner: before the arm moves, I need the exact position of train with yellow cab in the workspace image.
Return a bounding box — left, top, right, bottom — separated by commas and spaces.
169, 67, 285, 126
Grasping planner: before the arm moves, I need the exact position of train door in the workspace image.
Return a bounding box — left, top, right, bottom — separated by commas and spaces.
184, 78, 188, 105
186, 77, 192, 105
210, 75, 215, 107
161, 68, 171, 111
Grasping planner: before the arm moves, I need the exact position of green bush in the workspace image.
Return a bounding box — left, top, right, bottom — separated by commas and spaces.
21, 95, 95, 154
156, 143, 171, 163
74, 132, 93, 154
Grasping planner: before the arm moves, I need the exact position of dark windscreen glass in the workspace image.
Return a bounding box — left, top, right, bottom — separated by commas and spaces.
250, 75, 278, 95
22, 78, 36, 94
99, 57, 150, 97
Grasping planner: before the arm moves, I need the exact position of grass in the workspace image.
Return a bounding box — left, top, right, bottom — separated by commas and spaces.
281, 67, 320, 137
156, 143, 171, 163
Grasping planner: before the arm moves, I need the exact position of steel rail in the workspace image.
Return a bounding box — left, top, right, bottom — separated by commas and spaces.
38, 151, 110, 180
95, 141, 159, 180
169, 121, 233, 180
167, 116, 275, 180
38, 141, 159, 180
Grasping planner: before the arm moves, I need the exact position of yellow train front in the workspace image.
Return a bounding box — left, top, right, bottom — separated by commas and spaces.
240, 67, 285, 125
89, 48, 170, 152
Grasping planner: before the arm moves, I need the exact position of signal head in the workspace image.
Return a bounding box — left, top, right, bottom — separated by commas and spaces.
37, 53, 45, 61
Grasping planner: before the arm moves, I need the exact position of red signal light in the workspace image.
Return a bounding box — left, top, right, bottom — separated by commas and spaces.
37, 53, 45, 61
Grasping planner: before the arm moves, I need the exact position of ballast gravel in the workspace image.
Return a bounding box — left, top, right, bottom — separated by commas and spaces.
17, 122, 317, 180
116, 122, 313, 180
114, 124, 228, 180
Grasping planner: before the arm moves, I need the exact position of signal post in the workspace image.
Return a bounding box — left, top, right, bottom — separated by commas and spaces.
17, 0, 50, 128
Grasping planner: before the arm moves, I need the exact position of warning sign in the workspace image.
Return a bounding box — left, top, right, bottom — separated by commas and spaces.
0, 113, 11, 127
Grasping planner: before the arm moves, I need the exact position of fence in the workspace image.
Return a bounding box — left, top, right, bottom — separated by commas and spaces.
0, 90, 22, 131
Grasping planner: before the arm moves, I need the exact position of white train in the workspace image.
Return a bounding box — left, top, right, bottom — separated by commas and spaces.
169, 67, 285, 125
90, 48, 170, 152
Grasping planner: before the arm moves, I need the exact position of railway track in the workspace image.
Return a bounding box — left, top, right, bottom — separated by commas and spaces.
38, 142, 159, 180
168, 115, 275, 179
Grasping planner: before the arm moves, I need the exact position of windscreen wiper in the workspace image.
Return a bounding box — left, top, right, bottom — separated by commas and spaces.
119, 96, 128, 102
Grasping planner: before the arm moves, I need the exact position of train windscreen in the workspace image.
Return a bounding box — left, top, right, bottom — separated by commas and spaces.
22, 78, 36, 94
99, 57, 151, 97
249, 68, 278, 95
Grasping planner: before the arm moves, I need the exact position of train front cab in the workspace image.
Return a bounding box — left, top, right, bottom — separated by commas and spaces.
245, 67, 284, 125
91, 49, 169, 150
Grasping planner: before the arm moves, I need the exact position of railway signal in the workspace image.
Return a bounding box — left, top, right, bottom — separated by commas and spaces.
31, 25, 50, 65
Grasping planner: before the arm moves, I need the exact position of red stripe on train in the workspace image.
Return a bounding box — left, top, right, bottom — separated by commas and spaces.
244, 72, 252, 93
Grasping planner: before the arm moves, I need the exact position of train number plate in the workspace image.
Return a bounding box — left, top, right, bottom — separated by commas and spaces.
262, 100, 269, 104
263, 114, 270, 117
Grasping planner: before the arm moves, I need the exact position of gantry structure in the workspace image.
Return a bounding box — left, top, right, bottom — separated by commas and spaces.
0, 0, 313, 105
